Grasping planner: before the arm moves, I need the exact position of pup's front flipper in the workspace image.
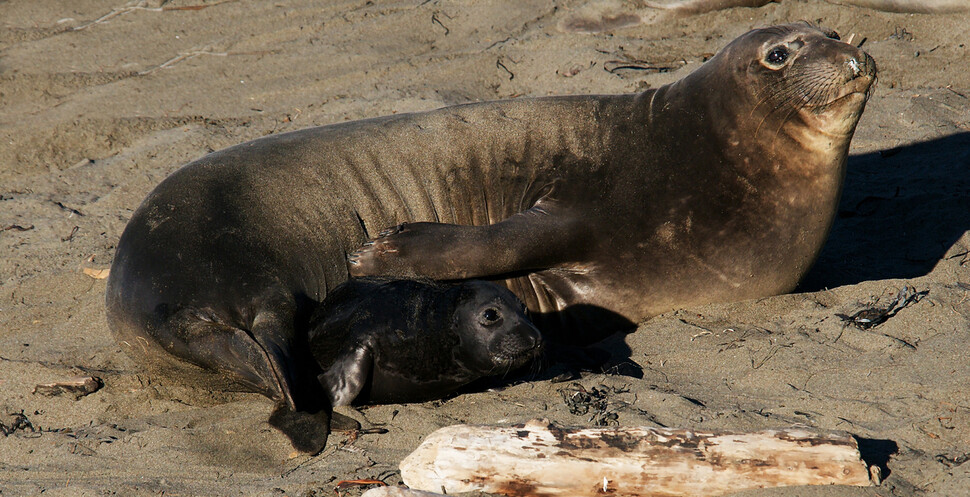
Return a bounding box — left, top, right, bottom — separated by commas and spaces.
320, 343, 374, 407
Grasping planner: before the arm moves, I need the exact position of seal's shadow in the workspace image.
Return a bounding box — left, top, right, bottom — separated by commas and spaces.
800, 131, 970, 291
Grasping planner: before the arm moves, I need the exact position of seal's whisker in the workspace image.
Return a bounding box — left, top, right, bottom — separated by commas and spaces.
752, 83, 811, 135
789, 73, 833, 105
751, 82, 802, 123
750, 84, 792, 117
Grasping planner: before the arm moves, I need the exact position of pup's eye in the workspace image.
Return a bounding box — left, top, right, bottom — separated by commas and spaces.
766, 46, 789, 65
825, 29, 841, 40
481, 308, 500, 324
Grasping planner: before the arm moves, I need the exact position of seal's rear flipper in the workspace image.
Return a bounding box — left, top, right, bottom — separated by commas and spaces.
250, 309, 301, 410
165, 309, 298, 406
330, 411, 362, 431
268, 404, 362, 453
269, 404, 360, 454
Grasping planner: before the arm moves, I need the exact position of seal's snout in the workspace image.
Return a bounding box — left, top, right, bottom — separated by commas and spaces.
838, 49, 877, 103
527, 328, 543, 351
523, 326, 544, 355
498, 323, 544, 357
848, 58, 862, 78
846, 51, 876, 81
487, 320, 543, 373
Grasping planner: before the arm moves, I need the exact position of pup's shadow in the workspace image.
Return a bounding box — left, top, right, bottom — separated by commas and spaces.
856, 436, 898, 480
800, 131, 970, 291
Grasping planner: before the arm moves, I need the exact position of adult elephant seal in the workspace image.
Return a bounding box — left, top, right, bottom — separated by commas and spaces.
105, 23, 874, 451
309, 278, 542, 407
349, 22, 875, 325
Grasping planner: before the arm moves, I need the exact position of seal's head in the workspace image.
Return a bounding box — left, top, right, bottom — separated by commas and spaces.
695, 22, 876, 147
451, 280, 543, 374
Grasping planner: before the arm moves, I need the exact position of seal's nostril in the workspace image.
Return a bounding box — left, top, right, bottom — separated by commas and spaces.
848, 58, 862, 78
528, 332, 539, 349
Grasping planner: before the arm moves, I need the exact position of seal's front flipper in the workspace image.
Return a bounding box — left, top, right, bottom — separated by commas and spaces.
348, 205, 588, 279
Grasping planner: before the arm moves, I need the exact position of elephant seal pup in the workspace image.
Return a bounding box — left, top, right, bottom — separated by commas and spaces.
309, 278, 542, 406
105, 23, 873, 451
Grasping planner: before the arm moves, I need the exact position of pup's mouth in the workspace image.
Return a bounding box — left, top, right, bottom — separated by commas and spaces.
489, 340, 544, 372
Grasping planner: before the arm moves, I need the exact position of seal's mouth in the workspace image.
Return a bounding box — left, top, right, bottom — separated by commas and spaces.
808, 72, 876, 113
491, 346, 542, 367
488, 335, 544, 373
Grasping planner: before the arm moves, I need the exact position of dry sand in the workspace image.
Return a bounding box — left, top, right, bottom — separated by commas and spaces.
1, 0, 969, 495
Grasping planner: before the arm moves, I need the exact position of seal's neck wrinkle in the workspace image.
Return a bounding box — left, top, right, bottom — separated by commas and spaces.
645, 61, 776, 178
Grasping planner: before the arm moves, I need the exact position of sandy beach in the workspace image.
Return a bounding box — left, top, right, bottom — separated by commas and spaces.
1, 0, 969, 495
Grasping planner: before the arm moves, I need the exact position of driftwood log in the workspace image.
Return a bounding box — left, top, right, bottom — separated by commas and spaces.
399, 419, 875, 497
361, 487, 446, 497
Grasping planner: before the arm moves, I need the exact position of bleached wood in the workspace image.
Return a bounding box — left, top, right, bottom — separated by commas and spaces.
360, 487, 447, 497
400, 419, 873, 497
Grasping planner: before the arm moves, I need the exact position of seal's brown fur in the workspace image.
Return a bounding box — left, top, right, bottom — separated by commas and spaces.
106, 24, 875, 450
350, 23, 875, 337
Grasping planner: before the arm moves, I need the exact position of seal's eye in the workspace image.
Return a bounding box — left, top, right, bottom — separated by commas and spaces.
825, 30, 840, 40
480, 308, 501, 326
765, 46, 789, 65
